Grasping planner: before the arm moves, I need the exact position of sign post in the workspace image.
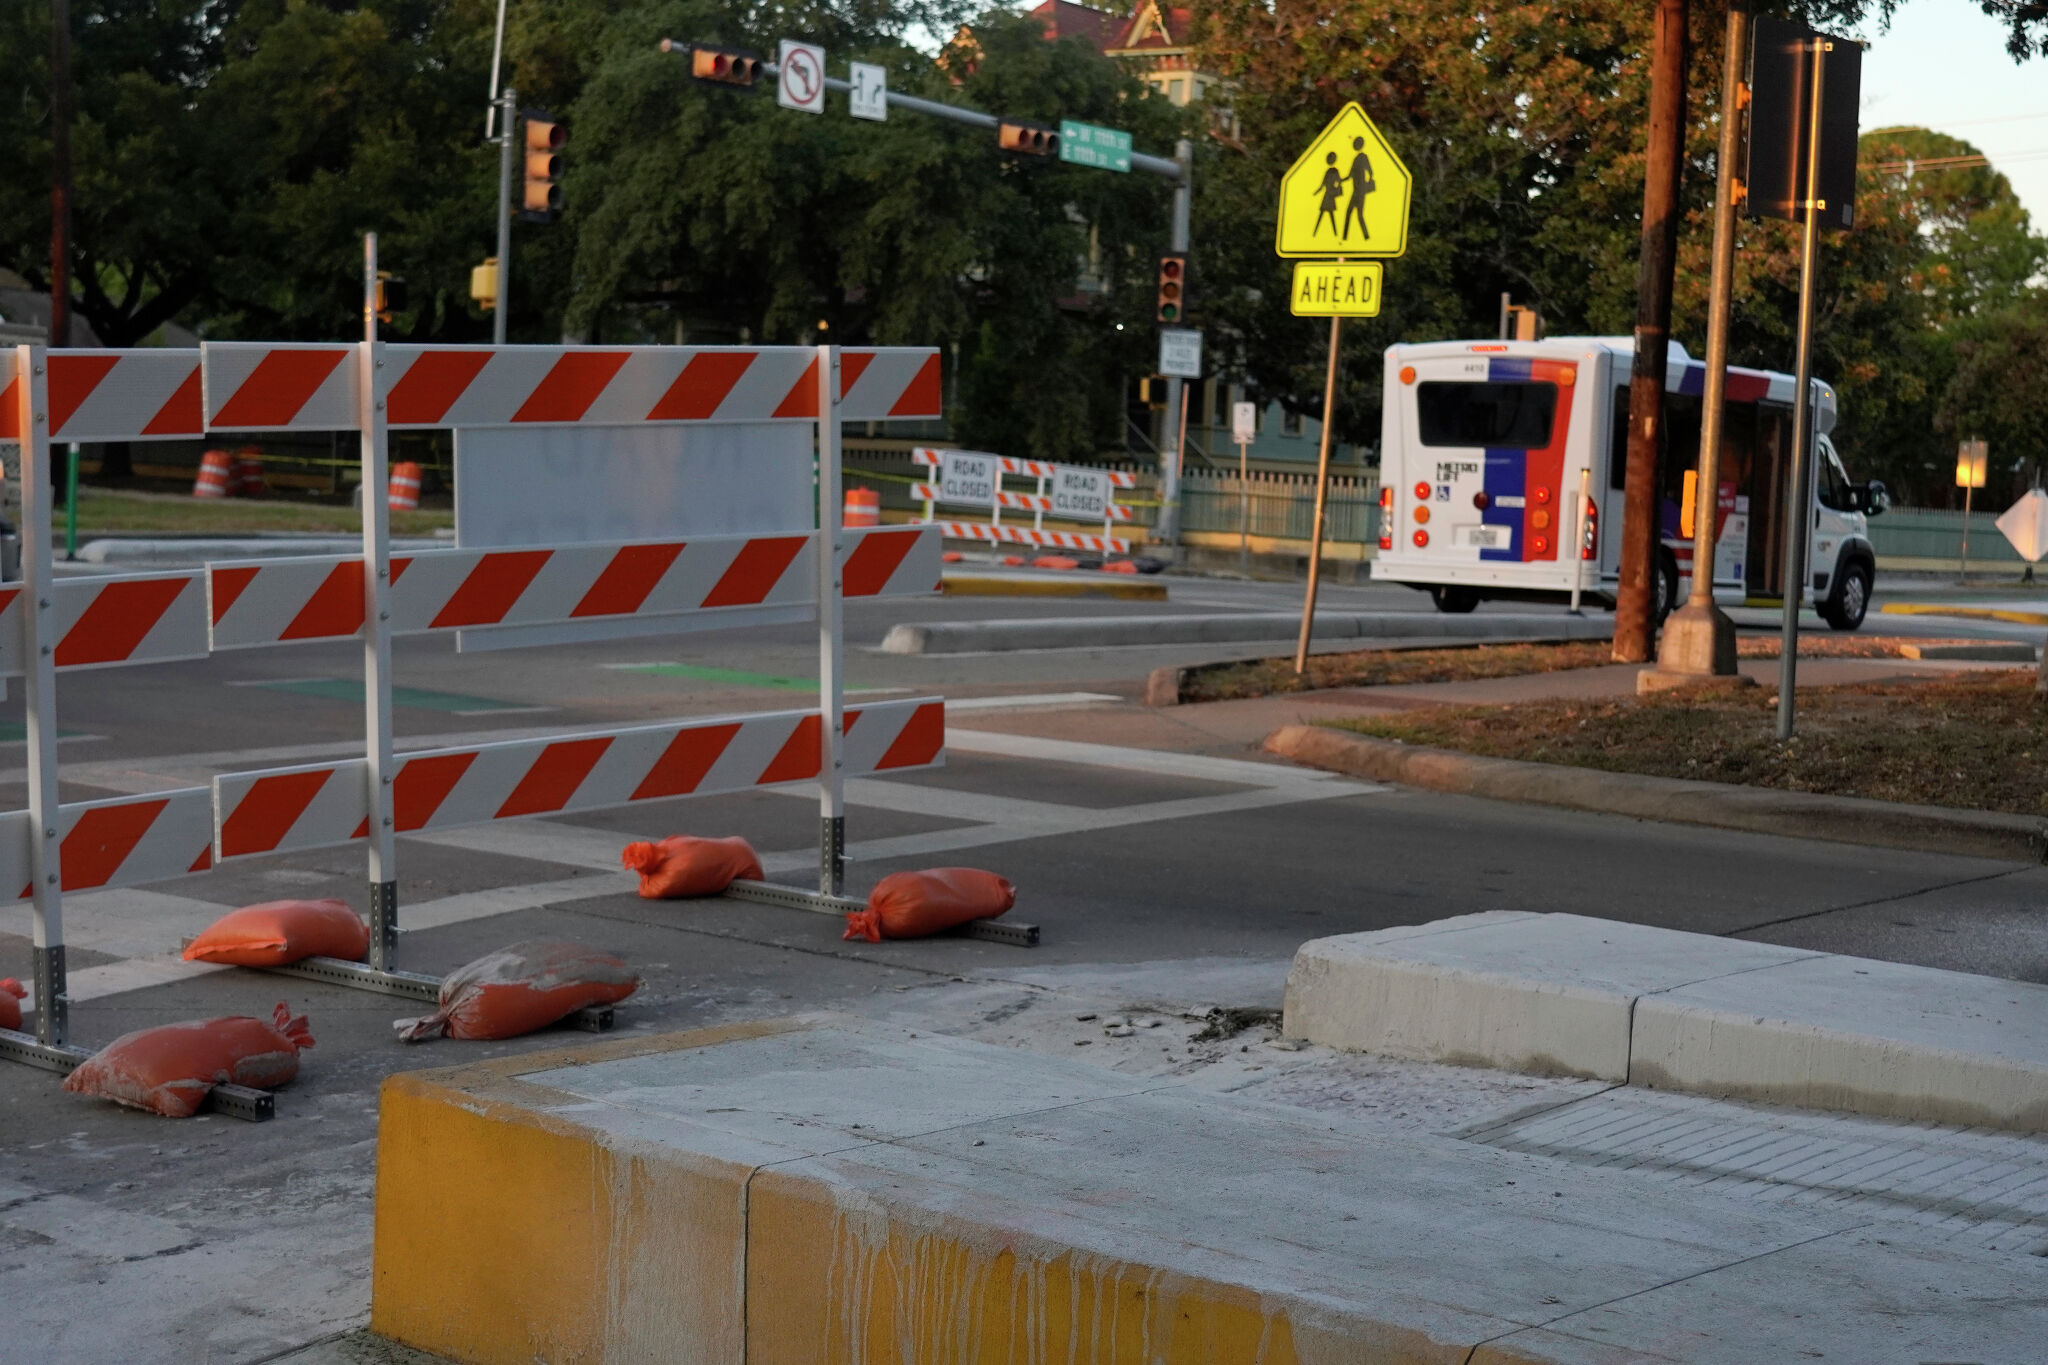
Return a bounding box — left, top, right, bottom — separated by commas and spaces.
1276, 102, 1411, 672
1232, 400, 1257, 572
1957, 438, 1988, 581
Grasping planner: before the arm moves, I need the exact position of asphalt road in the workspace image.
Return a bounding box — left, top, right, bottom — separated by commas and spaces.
1, 565, 2043, 1361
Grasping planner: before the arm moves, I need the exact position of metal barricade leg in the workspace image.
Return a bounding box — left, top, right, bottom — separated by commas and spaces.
359, 239, 402, 971
15, 346, 68, 1048
817, 343, 846, 898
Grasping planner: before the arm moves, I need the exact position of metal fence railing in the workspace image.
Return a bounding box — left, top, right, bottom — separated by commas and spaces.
1865, 506, 2026, 565
1180, 470, 1381, 544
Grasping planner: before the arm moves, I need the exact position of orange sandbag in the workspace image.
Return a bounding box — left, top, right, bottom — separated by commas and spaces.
181, 898, 370, 967
621, 835, 762, 899
1031, 555, 1081, 570
395, 940, 639, 1042
0, 978, 24, 1032
62, 1004, 313, 1118
843, 868, 1016, 943
1101, 559, 1139, 574
941, 551, 964, 563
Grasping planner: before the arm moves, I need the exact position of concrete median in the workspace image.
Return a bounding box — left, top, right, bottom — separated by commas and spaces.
371, 1011, 2043, 1364
1266, 724, 2048, 864
1286, 913, 2048, 1132
881, 610, 1614, 654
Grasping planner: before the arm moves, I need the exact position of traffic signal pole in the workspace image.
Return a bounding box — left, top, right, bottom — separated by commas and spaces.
492, 87, 516, 345
1155, 139, 1194, 550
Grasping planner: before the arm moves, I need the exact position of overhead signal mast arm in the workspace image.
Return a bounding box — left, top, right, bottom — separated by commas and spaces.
655, 38, 1184, 181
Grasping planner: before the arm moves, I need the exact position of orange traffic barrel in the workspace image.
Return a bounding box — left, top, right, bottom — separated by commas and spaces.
193, 449, 233, 499
843, 487, 881, 528
233, 447, 264, 497
388, 461, 423, 510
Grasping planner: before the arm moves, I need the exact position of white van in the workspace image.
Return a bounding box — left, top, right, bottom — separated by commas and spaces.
1371, 338, 1887, 629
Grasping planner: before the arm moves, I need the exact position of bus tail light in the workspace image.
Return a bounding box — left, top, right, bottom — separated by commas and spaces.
1379, 486, 1393, 551
1581, 498, 1598, 561
1412, 529, 1430, 549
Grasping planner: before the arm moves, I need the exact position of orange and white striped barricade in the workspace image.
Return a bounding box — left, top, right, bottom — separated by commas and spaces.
0, 346, 279, 1111
0, 311, 954, 1097
910, 447, 1139, 554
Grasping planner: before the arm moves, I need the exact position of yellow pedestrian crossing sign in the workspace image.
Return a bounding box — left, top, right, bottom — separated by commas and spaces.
1275, 103, 1411, 258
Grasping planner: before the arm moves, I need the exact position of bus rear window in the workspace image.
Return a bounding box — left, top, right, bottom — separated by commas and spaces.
1415, 381, 1557, 448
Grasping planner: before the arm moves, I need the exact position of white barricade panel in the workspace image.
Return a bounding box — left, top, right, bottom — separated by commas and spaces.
201, 343, 359, 432
213, 699, 944, 859
196, 344, 940, 432
0, 572, 208, 678
206, 527, 939, 649
937, 522, 1131, 553
0, 788, 213, 900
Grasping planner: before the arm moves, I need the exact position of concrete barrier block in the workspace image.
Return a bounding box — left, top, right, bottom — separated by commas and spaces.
371, 1019, 806, 1364
367, 1013, 2024, 1362
1632, 954, 2048, 1131
1284, 914, 1817, 1082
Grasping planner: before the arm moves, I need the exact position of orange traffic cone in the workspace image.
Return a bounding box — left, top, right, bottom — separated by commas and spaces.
193, 449, 233, 499
843, 487, 881, 527
233, 447, 264, 497
388, 461, 423, 510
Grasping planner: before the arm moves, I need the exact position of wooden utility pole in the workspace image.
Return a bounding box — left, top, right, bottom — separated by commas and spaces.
49, 0, 72, 350
1614, 0, 1690, 663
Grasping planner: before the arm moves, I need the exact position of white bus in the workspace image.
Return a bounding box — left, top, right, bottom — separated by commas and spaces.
1371, 337, 1888, 629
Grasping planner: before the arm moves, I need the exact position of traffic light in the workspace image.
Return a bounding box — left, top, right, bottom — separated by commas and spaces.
375, 271, 406, 325
522, 110, 566, 220
997, 121, 1058, 156
470, 258, 498, 312
684, 42, 761, 86
1156, 252, 1187, 324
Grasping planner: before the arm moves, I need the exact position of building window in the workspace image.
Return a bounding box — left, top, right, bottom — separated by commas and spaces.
1168, 77, 1187, 103
1282, 409, 1303, 437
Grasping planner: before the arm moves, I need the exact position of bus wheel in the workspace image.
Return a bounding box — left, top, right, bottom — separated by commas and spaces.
1653, 548, 1680, 625
1430, 585, 1480, 614
1821, 560, 1871, 631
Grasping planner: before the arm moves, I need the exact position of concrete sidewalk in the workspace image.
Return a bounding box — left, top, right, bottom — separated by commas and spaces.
370, 1010, 2048, 1364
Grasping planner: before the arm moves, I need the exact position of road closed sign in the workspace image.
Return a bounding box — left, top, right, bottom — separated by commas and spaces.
1051, 466, 1111, 521
938, 450, 997, 507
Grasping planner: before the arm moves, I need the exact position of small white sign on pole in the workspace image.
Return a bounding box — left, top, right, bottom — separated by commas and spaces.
1158, 328, 1203, 379
1996, 488, 2048, 563
777, 40, 826, 114
1231, 400, 1257, 445
938, 450, 998, 507
1050, 466, 1111, 521
848, 61, 887, 121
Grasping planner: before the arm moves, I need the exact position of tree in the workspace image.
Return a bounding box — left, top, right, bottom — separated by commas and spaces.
1937, 298, 2048, 475
0, 0, 500, 348
548, 2, 1186, 460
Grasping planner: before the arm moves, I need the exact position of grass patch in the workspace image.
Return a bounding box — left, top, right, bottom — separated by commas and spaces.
43, 487, 451, 537
1335, 672, 2048, 817
1180, 634, 1960, 704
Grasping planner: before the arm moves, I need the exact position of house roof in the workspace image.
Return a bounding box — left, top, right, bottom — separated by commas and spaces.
1027, 0, 1125, 52
1112, 2, 1193, 52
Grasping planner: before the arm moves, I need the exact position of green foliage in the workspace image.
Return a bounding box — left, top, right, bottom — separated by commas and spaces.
549, 3, 1187, 459
0, 0, 500, 346
1937, 298, 2048, 473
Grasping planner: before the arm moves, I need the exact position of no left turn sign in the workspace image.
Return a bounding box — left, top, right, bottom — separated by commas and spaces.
778, 40, 825, 114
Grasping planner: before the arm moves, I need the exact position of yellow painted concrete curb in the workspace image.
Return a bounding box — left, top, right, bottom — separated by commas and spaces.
1880, 601, 2048, 627
940, 573, 1166, 600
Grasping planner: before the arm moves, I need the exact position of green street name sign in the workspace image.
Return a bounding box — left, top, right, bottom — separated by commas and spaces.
1059, 120, 1132, 173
